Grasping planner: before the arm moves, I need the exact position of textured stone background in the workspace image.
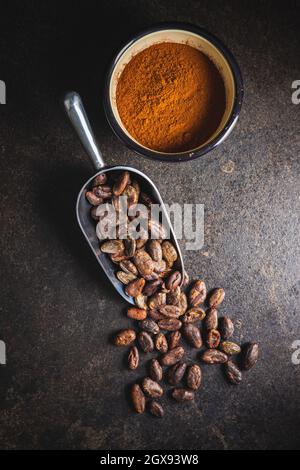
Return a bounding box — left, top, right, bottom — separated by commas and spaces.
0, 0, 299, 450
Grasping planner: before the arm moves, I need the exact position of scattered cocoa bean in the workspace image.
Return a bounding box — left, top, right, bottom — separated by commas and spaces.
148, 400, 164, 418
189, 280, 207, 307
172, 388, 194, 402
139, 319, 160, 335
186, 364, 202, 390
138, 331, 154, 353
168, 331, 181, 350
155, 333, 168, 353
201, 349, 228, 364
158, 305, 181, 318
160, 346, 185, 366
220, 341, 241, 355
183, 307, 206, 323
182, 324, 202, 348
142, 377, 163, 398
219, 316, 234, 340
241, 343, 259, 370
128, 346, 139, 370
206, 329, 221, 349
127, 307, 147, 321
149, 359, 163, 382
158, 318, 182, 331
131, 384, 145, 413
209, 287, 225, 307
225, 361, 242, 385
168, 362, 187, 385
165, 271, 182, 290
114, 329, 136, 346
125, 278, 145, 297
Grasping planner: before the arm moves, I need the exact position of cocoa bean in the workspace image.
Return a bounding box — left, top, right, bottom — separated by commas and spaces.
172, 388, 194, 402
133, 250, 154, 277
149, 359, 163, 382
160, 346, 184, 366
186, 364, 202, 390
116, 271, 137, 285
158, 305, 181, 318
127, 307, 147, 321
139, 319, 160, 335
182, 324, 202, 348
113, 171, 130, 196
128, 346, 139, 370
148, 240, 162, 262
138, 331, 154, 353
219, 316, 234, 340
142, 377, 163, 398
189, 280, 207, 307
206, 329, 221, 349
201, 349, 228, 364
155, 333, 168, 353
168, 362, 187, 385
205, 308, 218, 330
241, 343, 259, 370
220, 341, 241, 355
209, 288, 225, 307
131, 384, 145, 413
158, 318, 182, 331
168, 331, 181, 350
148, 400, 164, 418
161, 241, 178, 267
114, 329, 136, 346
125, 278, 145, 297
225, 361, 242, 385
183, 307, 206, 323
165, 271, 182, 290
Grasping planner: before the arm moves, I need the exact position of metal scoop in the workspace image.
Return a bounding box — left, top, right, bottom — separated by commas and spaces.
64, 91, 185, 305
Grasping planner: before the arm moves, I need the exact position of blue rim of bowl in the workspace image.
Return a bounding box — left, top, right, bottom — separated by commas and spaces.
103, 22, 244, 163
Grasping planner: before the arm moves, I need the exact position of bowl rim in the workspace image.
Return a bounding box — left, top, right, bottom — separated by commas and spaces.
103, 22, 244, 163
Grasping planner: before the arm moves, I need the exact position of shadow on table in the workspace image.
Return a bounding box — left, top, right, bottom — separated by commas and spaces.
35, 159, 117, 301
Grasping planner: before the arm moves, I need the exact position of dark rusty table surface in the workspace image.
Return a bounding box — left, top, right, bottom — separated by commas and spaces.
0, 0, 299, 450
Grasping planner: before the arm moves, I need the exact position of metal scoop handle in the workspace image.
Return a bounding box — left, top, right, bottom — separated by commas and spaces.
64, 91, 105, 170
